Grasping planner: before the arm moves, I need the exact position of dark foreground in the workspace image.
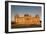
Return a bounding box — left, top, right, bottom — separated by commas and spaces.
11, 22, 41, 29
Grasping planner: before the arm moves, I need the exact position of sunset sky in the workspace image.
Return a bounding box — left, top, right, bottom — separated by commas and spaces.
11, 5, 41, 21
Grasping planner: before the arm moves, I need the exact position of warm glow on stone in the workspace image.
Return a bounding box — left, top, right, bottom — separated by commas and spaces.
14, 15, 40, 25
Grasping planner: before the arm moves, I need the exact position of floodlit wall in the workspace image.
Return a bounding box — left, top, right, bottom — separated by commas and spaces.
14, 15, 40, 25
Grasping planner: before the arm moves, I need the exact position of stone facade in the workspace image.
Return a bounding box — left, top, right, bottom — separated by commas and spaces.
14, 15, 40, 25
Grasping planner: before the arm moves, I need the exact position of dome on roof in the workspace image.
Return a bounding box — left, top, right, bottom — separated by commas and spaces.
24, 14, 29, 16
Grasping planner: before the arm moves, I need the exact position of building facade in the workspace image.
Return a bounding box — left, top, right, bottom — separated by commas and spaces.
14, 14, 40, 25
